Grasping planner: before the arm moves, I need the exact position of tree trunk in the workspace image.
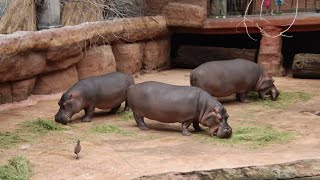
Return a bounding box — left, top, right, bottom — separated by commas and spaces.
292, 53, 320, 79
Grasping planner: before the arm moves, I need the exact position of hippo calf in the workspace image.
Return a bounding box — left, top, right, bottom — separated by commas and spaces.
55, 72, 134, 125
127, 81, 232, 138
190, 59, 279, 103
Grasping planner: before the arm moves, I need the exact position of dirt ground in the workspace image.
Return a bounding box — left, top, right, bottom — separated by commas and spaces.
0, 69, 319, 180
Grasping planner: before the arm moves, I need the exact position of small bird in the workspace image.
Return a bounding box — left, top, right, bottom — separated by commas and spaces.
74, 140, 81, 159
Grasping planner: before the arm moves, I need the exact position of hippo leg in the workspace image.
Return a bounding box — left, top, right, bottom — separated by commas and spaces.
182, 120, 192, 136
133, 112, 150, 130
81, 105, 95, 122
193, 121, 204, 132
236, 93, 250, 103
108, 104, 121, 114
123, 100, 130, 112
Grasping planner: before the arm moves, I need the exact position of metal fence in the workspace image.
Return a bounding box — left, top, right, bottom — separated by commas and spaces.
209, 0, 320, 16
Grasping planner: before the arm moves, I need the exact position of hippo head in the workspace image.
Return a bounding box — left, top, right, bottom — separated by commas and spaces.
256, 73, 279, 101
54, 91, 82, 125
201, 106, 232, 138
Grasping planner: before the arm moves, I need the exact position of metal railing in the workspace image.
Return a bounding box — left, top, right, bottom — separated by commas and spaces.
209, 0, 320, 16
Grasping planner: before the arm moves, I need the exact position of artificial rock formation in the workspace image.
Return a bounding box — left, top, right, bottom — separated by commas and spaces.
143, 37, 171, 70
0, 83, 12, 104
32, 66, 78, 95
162, 0, 207, 28
11, 77, 36, 102
136, 159, 320, 180
77, 45, 116, 79
0, 52, 46, 83
257, 26, 284, 76
113, 43, 145, 74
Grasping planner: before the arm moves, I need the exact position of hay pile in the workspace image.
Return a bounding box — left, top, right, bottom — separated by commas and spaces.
0, 0, 36, 34
61, 0, 104, 26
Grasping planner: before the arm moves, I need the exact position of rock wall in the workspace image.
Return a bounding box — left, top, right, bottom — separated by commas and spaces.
146, 0, 208, 28
136, 159, 320, 180
0, 16, 170, 104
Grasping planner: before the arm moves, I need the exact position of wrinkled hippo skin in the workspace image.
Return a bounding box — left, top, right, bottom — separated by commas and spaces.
127, 81, 232, 138
190, 59, 279, 103
55, 72, 134, 125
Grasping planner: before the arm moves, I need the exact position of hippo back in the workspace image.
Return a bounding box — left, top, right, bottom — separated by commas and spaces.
190, 59, 262, 97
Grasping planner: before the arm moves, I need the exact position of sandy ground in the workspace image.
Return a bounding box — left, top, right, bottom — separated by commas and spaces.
0, 69, 319, 180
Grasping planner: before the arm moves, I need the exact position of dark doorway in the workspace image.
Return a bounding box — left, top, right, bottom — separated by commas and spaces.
171, 33, 261, 69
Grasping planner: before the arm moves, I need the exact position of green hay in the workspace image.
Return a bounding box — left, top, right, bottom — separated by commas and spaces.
89, 124, 134, 136
249, 91, 312, 109
0, 156, 33, 180
21, 118, 64, 134
201, 126, 292, 149
118, 111, 134, 122
0, 132, 25, 149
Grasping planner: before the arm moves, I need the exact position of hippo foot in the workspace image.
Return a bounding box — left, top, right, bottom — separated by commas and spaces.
240, 99, 250, 103
123, 107, 130, 112
194, 127, 204, 132
182, 130, 192, 136
138, 126, 150, 131
81, 117, 92, 122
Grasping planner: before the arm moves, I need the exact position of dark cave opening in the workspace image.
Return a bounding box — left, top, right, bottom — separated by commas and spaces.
170, 31, 320, 73
170, 33, 262, 69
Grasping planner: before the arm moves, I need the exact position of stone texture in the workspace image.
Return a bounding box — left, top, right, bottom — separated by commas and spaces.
44, 52, 83, 73
143, 37, 171, 70
113, 43, 145, 74
0, 52, 46, 83
161, 0, 207, 28
136, 159, 320, 180
0, 16, 167, 56
257, 26, 284, 76
32, 66, 78, 95
46, 43, 83, 62
146, 0, 169, 16
77, 45, 116, 79
11, 77, 36, 102
0, 83, 12, 104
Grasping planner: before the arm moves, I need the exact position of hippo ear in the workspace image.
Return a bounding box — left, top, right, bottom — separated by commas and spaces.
68, 94, 73, 100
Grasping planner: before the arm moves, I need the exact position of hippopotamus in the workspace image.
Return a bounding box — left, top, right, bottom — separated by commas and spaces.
127, 81, 232, 138
190, 59, 279, 103
54, 72, 134, 125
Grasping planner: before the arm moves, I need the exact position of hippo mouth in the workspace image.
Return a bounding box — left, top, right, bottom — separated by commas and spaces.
209, 125, 232, 138
55, 113, 71, 125
209, 126, 220, 137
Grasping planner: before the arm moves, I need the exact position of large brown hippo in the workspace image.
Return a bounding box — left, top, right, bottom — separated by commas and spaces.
190, 59, 279, 103
127, 81, 232, 138
55, 72, 134, 125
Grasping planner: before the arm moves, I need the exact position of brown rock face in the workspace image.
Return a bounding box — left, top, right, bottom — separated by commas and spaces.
143, 37, 170, 70
32, 66, 78, 95
162, 0, 207, 27
77, 45, 116, 79
0, 53, 46, 83
257, 26, 284, 76
46, 43, 83, 62
11, 77, 36, 102
0, 83, 12, 104
113, 43, 145, 74
44, 53, 83, 73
